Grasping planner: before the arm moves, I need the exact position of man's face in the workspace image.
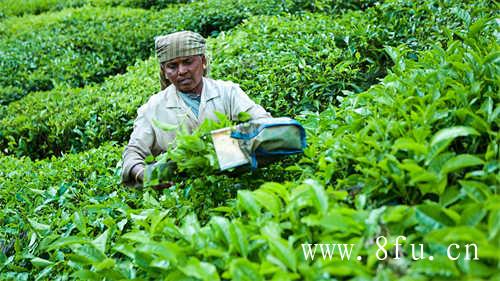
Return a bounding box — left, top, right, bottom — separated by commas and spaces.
163, 55, 206, 94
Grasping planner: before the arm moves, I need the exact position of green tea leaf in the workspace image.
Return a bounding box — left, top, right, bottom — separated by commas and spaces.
415, 203, 459, 232
409, 255, 460, 277
304, 179, 328, 215
267, 237, 297, 272
91, 229, 109, 254
430, 126, 479, 147
229, 222, 249, 258
459, 180, 491, 203
488, 209, 500, 240
237, 111, 252, 123
302, 212, 363, 234
211, 216, 231, 246
30, 257, 53, 268
442, 154, 483, 174
45, 236, 90, 251
392, 137, 428, 154
94, 258, 115, 271
237, 190, 261, 217
27, 218, 51, 234
179, 257, 220, 281
425, 226, 487, 244
72, 270, 100, 280
253, 189, 281, 217
73, 244, 107, 264
72, 211, 87, 235
230, 258, 263, 281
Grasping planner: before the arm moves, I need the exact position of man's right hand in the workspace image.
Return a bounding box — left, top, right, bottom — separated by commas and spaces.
152, 181, 175, 191
143, 160, 177, 189
131, 164, 145, 184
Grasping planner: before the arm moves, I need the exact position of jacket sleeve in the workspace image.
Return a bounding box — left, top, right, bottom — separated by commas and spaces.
121, 103, 155, 185
230, 85, 271, 120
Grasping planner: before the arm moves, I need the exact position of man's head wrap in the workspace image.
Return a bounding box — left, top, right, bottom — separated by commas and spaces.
155, 31, 206, 64
155, 31, 208, 90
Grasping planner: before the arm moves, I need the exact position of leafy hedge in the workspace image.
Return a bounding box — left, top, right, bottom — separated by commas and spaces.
0, 0, 190, 19
0, 58, 158, 158
1, 17, 497, 280
0, 0, 495, 159
0, 0, 372, 105
0, 0, 85, 18
0, 143, 126, 280
0, 6, 164, 105
3, 11, 368, 159
210, 12, 385, 116
0, 0, 376, 20
209, 0, 497, 115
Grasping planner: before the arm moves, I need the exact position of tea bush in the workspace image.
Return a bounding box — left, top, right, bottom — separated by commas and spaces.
0, 0, 498, 279
76, 18, 500, 280
0, 58, 158, 158
1, 17, 497, 280
0, 0, 86, 18
0, 6, 165, 104
1, 0, 495, 159
0, 0, 368, 19
3, 11, 370, 159
0, 0, 372, 105
210, 12, 385, 116
0, 0, 191, 19
210, 0, 497, 115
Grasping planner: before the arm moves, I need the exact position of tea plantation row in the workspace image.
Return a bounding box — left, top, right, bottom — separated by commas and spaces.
0, 0, 373, 105
0, 0, 189, 19
1, 17, 498, 280
0, 0, 494, 160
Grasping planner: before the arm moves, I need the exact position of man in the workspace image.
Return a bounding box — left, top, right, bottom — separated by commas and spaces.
121, 31, 270, 186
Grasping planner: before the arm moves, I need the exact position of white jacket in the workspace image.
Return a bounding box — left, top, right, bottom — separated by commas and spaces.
121, 77, 270, 185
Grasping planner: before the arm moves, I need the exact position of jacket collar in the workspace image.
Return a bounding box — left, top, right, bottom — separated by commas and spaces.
164, 77, 219, 109
164, 86, 181, 108
200, 77, 220, 102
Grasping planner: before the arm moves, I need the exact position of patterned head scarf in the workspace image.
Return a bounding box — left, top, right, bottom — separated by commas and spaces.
155, 31, 206, 64
155, 31, 207, 90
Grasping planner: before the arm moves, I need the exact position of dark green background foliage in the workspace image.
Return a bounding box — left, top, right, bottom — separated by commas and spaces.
0, 0, 498, 280
0, 58, 158, 158
0, 0, 374, 106
0, 7, 163, 104
0, 0, 192, 19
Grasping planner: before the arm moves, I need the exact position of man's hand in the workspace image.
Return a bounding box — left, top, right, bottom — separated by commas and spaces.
152, 181, 175, 191
143, 161, 177, 190
131, 164, 145, 184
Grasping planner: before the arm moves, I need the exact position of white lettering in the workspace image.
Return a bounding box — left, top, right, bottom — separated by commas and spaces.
411, 244, 425, 260
447, 243, 460, 260
319, 244, 336, 260
376, 236, 388, 260
337, 244, 355, 260
301, 243, 318, 261
394, 236, 406, 260
465, 244, 479, 260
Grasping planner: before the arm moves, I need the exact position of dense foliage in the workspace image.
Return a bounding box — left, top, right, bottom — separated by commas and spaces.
0, 0, 498, 280
0, 0, 373, 106
0, 0, 191, 19
1, 0, 494, 160
0, 6, 163, 104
